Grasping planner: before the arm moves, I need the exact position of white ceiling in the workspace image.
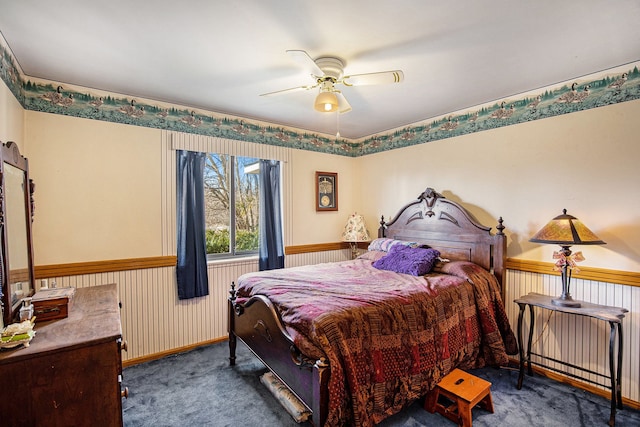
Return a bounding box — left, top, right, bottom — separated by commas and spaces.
1, 1, 639, 140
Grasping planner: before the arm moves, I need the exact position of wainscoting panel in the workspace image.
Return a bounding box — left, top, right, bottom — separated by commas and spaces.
39, 251, 346, 363
505, 269, 639, 403
42, 257, 257, 362
39, 253, 638, 405
285, 249, 350, 268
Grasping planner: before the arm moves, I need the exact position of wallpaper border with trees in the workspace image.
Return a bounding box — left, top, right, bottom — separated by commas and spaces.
1, 35, 638, 157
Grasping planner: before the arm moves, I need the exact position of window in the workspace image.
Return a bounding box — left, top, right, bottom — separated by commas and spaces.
203, 153, 261, 257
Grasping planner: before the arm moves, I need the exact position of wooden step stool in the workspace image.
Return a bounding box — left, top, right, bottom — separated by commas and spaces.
424, 368, 494, 427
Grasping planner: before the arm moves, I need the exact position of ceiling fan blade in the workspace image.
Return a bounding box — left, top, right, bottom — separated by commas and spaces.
286, 49, 324, 77
335, 92, 352, 114
260, 83, 318, 97
341, 70, 404, 86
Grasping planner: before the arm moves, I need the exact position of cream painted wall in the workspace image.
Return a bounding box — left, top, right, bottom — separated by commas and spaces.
3, 77, 640, 273
0, 80, 24, 149
290, 148, 362, 244
20, 108, 360, 263
24, 111, 163, 264
356, 100, 640, 272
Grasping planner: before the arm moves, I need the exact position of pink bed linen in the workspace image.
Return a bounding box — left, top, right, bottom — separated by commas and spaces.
236, 258, 517, 426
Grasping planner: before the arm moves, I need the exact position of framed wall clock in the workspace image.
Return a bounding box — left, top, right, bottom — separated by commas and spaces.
316, 172, 338, 211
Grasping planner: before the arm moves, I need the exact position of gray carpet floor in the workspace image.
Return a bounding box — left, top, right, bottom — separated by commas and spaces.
122, 341, 640, 426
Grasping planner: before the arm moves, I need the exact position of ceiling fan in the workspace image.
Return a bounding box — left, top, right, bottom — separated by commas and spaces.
261, 50, 404, 113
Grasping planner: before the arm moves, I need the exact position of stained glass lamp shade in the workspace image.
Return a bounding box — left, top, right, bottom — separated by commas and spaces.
530, 209, 605, 307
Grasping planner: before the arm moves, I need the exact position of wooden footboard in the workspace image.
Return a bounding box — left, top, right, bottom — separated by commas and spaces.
229, 283, 329, 427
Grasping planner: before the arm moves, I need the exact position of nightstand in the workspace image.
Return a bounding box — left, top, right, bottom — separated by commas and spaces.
514, 292, 628, 427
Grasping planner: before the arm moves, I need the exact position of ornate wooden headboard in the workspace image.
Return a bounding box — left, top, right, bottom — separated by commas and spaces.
378, 187, 506, 289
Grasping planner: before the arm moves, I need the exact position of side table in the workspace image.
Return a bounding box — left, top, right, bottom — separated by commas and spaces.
514, 292, 628, 427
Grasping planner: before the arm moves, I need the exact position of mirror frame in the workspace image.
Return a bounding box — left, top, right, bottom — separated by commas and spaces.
0, 141, 36, 326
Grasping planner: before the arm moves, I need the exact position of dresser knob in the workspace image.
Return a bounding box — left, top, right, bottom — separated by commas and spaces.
121, 387, 129, 399
121, 340, 128, 352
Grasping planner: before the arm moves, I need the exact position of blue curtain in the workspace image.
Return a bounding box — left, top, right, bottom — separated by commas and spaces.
176, 150, 209, 299
259, 160, 284, 270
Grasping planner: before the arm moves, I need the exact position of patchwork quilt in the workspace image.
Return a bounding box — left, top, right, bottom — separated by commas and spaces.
236, 258, 517, 426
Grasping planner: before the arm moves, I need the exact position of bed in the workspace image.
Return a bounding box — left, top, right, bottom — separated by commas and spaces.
228, 187, 517, 426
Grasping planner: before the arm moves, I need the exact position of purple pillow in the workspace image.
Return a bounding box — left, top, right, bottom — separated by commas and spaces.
372, 244, 440, 276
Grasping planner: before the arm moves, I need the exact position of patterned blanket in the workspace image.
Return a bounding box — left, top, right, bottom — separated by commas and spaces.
236, 259, 517, 426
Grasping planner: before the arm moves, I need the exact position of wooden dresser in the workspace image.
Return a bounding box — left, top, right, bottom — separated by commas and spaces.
0, 284, 125, 426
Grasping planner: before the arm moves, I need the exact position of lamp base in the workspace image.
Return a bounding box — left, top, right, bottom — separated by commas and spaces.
348, 242, 359, 260
552, 296, 581, 308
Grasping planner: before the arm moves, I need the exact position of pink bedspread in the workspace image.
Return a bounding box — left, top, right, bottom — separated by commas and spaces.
236, 259, 517, 426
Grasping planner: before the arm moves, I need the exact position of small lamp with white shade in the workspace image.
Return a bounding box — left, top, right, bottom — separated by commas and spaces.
342, 212, 370, 259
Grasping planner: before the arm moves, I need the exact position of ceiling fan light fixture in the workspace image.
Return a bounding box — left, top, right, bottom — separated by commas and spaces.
263, 50, 403, 115
314, 91, 339, 113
